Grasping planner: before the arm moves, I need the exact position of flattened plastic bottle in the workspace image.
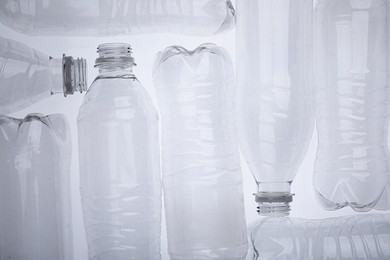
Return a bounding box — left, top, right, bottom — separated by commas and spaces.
154, 44, 247, 260
0, 0, 235, 36
0, 36, 87, 115
236, 0, 315, 216
314, 0, 390, 211
0, 113, 73, 260
78, 43, 161, 260
248, 214, 390, 260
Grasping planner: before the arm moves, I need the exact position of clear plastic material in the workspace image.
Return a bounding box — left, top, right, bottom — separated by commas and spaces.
77, 43, 161, 260
0, 36, 87, 115
314, 0, 390, 211
154, 44, 247, 260
0, 113, 73, 260
247, 214, 390, 260
235, 0, 314, 216
0, 0, 235, 36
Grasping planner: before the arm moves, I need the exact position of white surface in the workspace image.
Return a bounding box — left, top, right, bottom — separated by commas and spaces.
2, 20, 389, 260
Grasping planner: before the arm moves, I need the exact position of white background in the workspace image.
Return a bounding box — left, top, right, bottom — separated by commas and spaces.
2, 16, 389, 259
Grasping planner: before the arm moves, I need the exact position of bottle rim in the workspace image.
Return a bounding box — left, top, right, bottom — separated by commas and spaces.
95, 43, 136, 67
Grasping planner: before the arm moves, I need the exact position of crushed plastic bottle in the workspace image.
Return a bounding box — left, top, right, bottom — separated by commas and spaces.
78, 43, 161, 260
0, 0, 235, 36
248, 214, 390, 260
314, 0, 390, 211
154, 44, 248, 260
236, 0, 315, 216
0, 36, 87, 115
0, 113, 73, 260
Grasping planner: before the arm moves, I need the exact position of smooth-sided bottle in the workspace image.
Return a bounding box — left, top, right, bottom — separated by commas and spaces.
314, 0, 390, 211
0, 0, 235, 36
78, 43, 161, 260
0, 36, 87, 115
154, 44, 247, 260
236, 0, 314, 216
0, 113, 73, 260
248, 214, 390, 260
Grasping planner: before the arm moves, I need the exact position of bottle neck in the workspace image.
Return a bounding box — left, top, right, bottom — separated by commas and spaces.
94, 43, 136, 79
50, 55, 87, 96
97, 65, 134, 78
255, 182, 293, 217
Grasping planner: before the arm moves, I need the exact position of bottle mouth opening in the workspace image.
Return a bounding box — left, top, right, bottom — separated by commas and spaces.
95, 43, 136, 67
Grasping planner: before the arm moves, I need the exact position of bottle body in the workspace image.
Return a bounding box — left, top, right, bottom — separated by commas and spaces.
154, 44, 247, 260
78, 46, 161, 259
248, 214, 390, 260
0, 113, 73, 260
0, 36, 87, 115
0, 0, 235, 36
314, 0, 390, 211
236, 0, 314, 215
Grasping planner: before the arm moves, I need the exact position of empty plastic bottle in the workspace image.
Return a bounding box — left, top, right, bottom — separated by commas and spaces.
0, 113, 73, 260
78, 43, 161, 260
154, 44, 247, 260
235, 0, 315, 216
314, 0, 390, 211
247, 214, 390, 260
0, 0, 235, 36
0, 35, 87, 115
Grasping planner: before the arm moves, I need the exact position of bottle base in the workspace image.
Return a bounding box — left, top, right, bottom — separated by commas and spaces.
314, 190, 380, 212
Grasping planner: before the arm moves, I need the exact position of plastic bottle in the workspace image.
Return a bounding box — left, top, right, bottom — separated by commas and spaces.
154, 44, 247, 260
0, 35, 87, 115
235, 0, 315, 216
0, 0, 235, 36
78, 43, 161, 260
248, 214, 390, 260
314, 0, 390, 211
0, 113, 73, 260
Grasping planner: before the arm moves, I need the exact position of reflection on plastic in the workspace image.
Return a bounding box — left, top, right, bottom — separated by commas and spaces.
248, 214, 390, 260
154, 44, 248, 260
236, 0, 315, 216
0, 113, 73, 260
78, 43, 161, 260
314, 0, 390, 211
0, 0, 235, 36
0, 36, 87, 115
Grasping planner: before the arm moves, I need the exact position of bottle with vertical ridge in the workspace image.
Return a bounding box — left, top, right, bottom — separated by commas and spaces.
314, 0, 390, 211
154, 43, 247, 260
236, 0, 314, 216
0, 0, 235, 36
78, 43, 161, 260
248, 214, 390, 260
0, 113, 73, 260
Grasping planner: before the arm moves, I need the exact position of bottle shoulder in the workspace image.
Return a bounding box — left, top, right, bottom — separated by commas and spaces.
78, 76, 158, 122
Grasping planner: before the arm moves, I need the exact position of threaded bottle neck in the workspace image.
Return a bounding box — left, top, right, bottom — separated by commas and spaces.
255, 182, 294, 217
49, 54, 87, 96
95, 43, 136, 69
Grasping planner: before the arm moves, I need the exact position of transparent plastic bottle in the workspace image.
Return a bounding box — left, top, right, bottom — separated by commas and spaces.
78, 43, 161, 260
314, 0, 390, 211
235, 0, 315, 216
0, 35, 87, 115
154, 44, 247, 260
0, 113, 73, 260
0, 0, 235, 36
248, 214, 390, 260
